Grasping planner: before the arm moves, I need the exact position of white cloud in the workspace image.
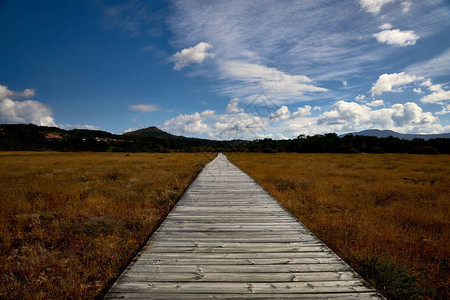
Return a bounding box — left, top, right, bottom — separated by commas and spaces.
168, 0, 449, 96
370, 72, 423, 96
269, 106, 290, 121
124, 127, 137, 133
318, 101, 372, 127
359, 0, 396, 15
317, 100, 440, 133
292, 106, 313, 118
0, 98, 56, 126
355, 94, 366, 101
0, 84, 35, 99
161, 110, 213, 135
276, 133, 288, 140
391, 102, 437, 126
379, 23, 392, 30
225, 98, 243, 113
173, 42, 215, 70
435, 104, 450, 115
373, 28, 419, 47
0, 84, 55, 127
421, 80, 432, 88
367, 100, 385, 107
421, 84, 450, 104
162, 97, 447, 140
219, 60, 327, 101
129, 104, 160, 112
270, 105, 312, 122
342, 80, 348, 87
413, 88, 423, 94
401, 1, 412, 13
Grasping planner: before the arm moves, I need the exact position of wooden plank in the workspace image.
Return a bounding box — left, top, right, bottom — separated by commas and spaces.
108, 281, 372, 294
133, 257, 343, 265
146, 241, 323, 247
118, 271, 360, 282
141, 246, 330, 253
137, 253, 338, 259
105, 292, 382, 299
105, 153, 384, 299
125, 264, 353, 273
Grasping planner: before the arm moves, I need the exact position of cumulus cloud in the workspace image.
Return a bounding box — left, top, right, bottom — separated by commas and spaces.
0, 84, 35, 99
370, 72, 423, 96
367, 100, 384, 107
373, 27, 419, 47
162, 97, 447, 140
269, 106, 290, 121
318, 101, 372, 127
129, 104, 160, 112
317, 100, 440, 133
162, 107, 272, 140
226, 98, 243, 113
270, 105, 312, 122
173, 42, 215, 70
413, 87, 423, 94
161, 110, 215, 135
292, 106, 313, 118
379, 23, 392, 30
359, 0, 396, 15
0, 84, 55, 126
421, 84, 450, 104
219, 60, 327, 100
0, 98, 56, 126
391, 102, 437, 126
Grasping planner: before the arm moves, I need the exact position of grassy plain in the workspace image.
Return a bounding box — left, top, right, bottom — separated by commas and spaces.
0, 151, 215, 299
228, 152, 449, 299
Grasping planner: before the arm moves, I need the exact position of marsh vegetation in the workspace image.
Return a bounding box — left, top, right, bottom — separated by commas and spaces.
228, 152, 449, 299
0, 152, 215, 299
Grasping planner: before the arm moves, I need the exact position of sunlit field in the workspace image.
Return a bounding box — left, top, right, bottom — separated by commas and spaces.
228, 152, 449, 299
0, 152, 215, 299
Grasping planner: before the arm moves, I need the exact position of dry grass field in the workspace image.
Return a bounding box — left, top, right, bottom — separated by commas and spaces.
0, 151, 215, 299
228, 153, 449, 299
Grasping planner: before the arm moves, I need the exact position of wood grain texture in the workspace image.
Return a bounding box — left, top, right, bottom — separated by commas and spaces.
105, 153, 384, 299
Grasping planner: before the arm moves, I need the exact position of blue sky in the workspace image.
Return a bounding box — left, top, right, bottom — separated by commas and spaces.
0, 0, 449, 139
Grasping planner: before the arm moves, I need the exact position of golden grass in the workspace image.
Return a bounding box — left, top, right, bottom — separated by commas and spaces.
228, 152, 449, 298
0, 151, 215, 299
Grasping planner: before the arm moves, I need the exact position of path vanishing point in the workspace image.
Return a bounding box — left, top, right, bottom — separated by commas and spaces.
105, 153, 384, 299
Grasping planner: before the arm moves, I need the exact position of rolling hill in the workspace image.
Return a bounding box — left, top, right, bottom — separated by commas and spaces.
341, 129, 450, 140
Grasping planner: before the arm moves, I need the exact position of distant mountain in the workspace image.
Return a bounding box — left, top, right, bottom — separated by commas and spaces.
341, 129, 450, 140
123, 126, 183, 139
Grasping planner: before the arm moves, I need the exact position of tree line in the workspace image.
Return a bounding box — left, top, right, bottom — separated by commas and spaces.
0, 124, 448, 154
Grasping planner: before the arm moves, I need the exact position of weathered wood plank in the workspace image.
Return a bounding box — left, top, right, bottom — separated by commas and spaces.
146, 241, 323, 247
123, 264, 354, 273
105, 292, 383, 299
105, 153, 384, 299
108, 281, 372, 293
133, 257, 342, 265
139, 251, 337, 259
118, 271, 360, 282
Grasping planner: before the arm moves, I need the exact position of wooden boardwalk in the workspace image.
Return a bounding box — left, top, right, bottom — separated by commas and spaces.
105, 153, 384, 299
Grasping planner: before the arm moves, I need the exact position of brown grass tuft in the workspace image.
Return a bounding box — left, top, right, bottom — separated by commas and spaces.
228, 152, 450, 299
0, 151, 215, 299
